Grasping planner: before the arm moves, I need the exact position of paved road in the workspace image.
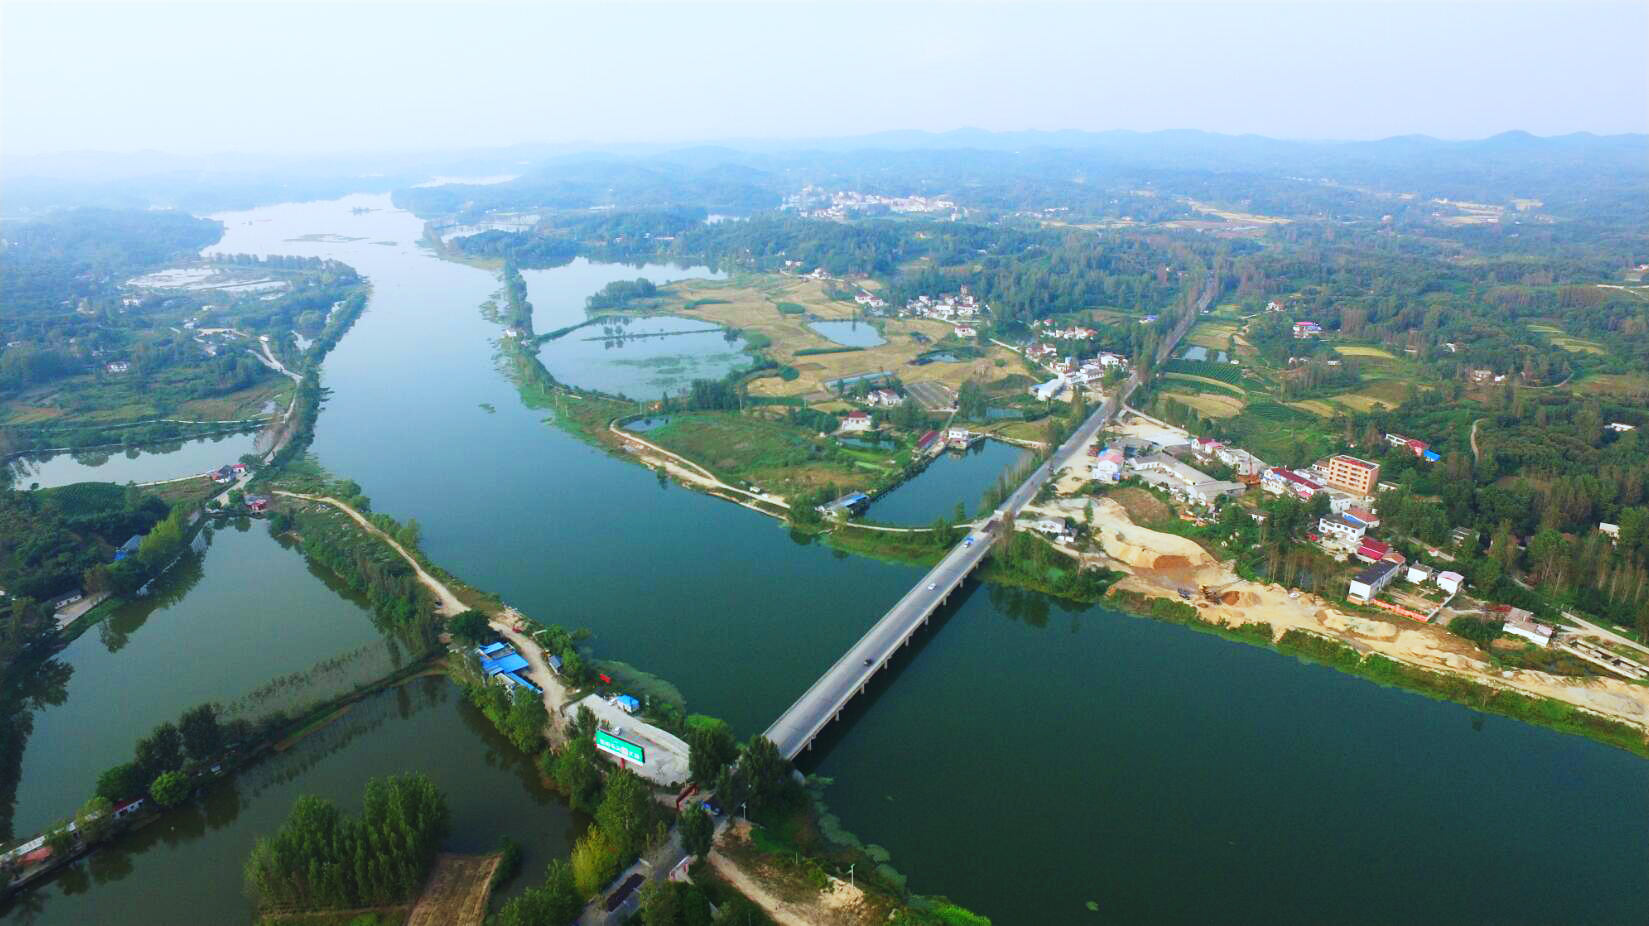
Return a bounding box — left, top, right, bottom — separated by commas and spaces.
763, 274, 1212, 759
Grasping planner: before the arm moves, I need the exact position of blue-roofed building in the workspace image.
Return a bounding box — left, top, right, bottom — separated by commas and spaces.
1422, 450, 1441, 463
502, 671, 541, 694
614, 694, 641, 714
481, 652, 530, 676
478, 641, 509, 657
547, 653, 563, 674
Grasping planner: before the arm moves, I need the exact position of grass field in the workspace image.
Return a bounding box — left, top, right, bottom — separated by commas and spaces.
1332, 344, 1399, 360
1107, 486, 1173, 524
1332, 378, 1413, 412
1162, 391, 1244, 418
1287, 399, 1339, 418
1574, 372, 1649, 396
1187, 320, 1241, 349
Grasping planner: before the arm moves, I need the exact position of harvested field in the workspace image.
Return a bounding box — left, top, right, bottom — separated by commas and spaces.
1163, 391, 1243, 418
406, 853, 501, 926
1332, 344, 1398, 360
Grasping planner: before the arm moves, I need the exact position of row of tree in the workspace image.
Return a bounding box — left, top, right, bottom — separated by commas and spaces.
243, 773, 450, 911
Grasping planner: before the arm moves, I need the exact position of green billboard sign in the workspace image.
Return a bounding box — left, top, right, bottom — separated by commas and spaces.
595, 729, 645, 765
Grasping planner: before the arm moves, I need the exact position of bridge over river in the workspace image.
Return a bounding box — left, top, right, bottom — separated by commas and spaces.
765, 281, 1209, 759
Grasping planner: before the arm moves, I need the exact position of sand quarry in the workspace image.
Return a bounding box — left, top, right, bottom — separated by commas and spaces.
1029, 494, 1649, 735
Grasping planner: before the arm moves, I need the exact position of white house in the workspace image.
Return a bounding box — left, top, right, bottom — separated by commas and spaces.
840, 410, 873, 433
1317, 517, 1365, 544
1348, 560, 1401, 602
1435, 570, 1464, 595
1406, 563, 1434, 584
1606, 422, 1636, 433
953, 325, 978, 338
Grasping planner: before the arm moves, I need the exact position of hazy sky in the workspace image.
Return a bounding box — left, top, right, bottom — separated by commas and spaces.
3, 1, 1645, 158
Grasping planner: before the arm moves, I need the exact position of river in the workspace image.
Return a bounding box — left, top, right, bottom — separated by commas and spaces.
8, 193, 1644, 924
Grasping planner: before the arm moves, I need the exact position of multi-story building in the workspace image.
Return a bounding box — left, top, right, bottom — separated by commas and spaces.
1324, 454, 1380, 496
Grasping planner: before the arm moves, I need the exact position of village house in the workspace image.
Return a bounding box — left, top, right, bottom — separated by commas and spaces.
1292, 321, 1323, 338
1501, 608, 1554, 647
1406, 563, 1434, 584
1355, 538, 1392, 564
1132, 453, 1246, 509
1435, 570, 1464, 595
864, 388, 902, 407
1317, 516, 1365, 544
1261, 467, 1323, 501
840, 410, 874, 433
1092, 447, 1124, 483
1030, 378, 1066, 402
953, 325, 978, 338
1348, 560, 1401, 602
105, 361, 130, 374
1606, 422, 1637, 433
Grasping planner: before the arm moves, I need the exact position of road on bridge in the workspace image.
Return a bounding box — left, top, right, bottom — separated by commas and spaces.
763, 275, 1211, 760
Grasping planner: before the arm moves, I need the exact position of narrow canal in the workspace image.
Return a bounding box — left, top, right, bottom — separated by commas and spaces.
8, 192, 1643, 924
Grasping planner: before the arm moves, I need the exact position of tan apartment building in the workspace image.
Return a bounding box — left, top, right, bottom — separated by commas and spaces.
1325, 454, 1380, 496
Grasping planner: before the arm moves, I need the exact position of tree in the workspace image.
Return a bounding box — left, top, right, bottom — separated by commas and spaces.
570, 827, 621, 898
96, 762, 146, 802
740, 735, 792, 814
494, 860, 582, 926
449, 610, 490, 645
74, 796, 114, 844
178, 703, 223, 763
504, 685, 549, 754
686, 717, 737, 784
679, 803, 714, 859
640, 880, 713, 926
595, 769, 656, 859
149, 770, 192, 808
551, 739, 605, 814
134, 722, 184, 778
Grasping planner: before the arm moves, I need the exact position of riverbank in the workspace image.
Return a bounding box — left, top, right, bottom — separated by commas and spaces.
1037, 494, 1649, 756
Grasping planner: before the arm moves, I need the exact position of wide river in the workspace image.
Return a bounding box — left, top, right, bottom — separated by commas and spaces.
6, 193, 1644, 924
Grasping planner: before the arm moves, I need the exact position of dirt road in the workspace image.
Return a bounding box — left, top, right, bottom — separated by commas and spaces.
708, 827, 875, 926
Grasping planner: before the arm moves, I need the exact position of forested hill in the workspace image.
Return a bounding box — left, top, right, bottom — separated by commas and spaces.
0, 208, 223, 317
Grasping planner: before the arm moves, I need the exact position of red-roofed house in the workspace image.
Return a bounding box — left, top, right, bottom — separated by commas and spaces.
1356, 539, 1392, 563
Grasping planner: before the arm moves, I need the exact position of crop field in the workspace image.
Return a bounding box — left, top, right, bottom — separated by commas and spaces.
1528, 323, 1606, 355
662, 275, 1016, 400
1163, 372, 1246, 396
1162, 391, 1244, 418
